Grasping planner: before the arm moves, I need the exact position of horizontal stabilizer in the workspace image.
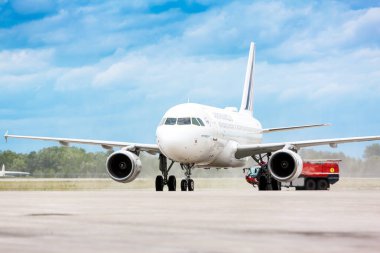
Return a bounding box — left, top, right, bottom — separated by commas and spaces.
261, 124, 330, 134
303, 159, 342, 163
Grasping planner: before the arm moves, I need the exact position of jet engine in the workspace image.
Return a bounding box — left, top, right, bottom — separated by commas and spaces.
268, 149, 303, 182
106, 150, 142, 183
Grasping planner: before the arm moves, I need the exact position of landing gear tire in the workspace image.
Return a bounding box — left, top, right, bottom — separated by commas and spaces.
188, 179, 194, 191
168, 175, 176, 191
155, 175, 164, 191
157, 154, 176, 192
180, 164, 195, 192
305, 179, 317, 190
258, 176, 268, 191
317, 179, 329, 190
271, 179, 281, 191
180, 179, 188, 191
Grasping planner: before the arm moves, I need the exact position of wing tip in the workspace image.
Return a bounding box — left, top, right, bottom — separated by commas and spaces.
4, 130, 8, 143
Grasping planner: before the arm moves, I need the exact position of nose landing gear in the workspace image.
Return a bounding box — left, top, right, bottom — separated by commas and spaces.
180, 164, 195, 191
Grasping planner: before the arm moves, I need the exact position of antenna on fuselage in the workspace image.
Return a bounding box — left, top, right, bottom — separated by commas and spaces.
239, 42, 255, 114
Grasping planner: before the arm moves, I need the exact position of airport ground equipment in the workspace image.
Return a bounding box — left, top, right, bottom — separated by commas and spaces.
244, 159, 340, 190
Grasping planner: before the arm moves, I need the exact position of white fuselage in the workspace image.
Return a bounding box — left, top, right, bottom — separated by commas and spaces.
156, 103, 262, 168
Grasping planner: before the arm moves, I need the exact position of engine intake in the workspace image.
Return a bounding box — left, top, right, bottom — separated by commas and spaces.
268, 149, 303, 182
106, 150, 142, 183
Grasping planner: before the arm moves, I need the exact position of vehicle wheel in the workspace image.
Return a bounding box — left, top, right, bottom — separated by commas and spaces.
317, 179, 329, 190
271, 179, 281, 191
180, 179, 188, 191
155, 175, 164, 191
258, 176, 268, 191
168, 175, 176, 191
188, 179, 194, 191
305, 179, 317, 190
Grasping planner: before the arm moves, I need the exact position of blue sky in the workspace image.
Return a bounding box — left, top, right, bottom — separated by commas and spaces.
0, 0, 380, 157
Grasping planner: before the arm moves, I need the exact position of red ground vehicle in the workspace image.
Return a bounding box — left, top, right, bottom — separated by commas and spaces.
244, 159, 340, 190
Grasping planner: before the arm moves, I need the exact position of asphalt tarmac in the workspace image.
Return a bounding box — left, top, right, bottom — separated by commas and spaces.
0, 188, 379, 253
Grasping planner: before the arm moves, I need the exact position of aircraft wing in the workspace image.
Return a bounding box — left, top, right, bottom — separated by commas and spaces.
4, 171, 30, 176
4, 133, 160, 154
235, 135, 380, 159
261, 124, 329, 133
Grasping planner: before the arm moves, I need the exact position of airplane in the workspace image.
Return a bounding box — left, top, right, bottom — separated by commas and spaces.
0, 164, 30, 177
4, 42, 380, 191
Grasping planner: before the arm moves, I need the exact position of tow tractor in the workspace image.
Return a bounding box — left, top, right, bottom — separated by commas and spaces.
244, 159, 340, 190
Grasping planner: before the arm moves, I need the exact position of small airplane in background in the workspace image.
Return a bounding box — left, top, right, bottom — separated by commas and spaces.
4, 42, 380, 191
0, 164, 30, 177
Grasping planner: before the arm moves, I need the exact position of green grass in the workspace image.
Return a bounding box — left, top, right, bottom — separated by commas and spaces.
0, 178, 379, 191
0, 178, 249, 191
0, 179, 151, 191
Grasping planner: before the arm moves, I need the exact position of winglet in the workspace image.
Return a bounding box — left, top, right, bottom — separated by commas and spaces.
4, 130, 8, 143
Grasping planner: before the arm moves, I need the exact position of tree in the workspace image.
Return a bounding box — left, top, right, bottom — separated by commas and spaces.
364, 144, 380, 159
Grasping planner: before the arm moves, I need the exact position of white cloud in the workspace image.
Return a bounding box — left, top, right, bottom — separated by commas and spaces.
0, 49, 61, 90
0, 49, 53, 74
256, 47, 380, 101
269, 5, 380, 60
55, 66, 98, 91
2, 1, 379, 100
91, 51, 246, 105
342, 7, 380, 46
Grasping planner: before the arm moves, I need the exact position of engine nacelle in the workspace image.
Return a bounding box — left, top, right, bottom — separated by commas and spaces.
268, 149, 303, 182
106, 150, 142, 183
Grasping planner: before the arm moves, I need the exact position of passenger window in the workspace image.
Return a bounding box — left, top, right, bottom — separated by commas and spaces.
165, 118, 177, 125
197, 118, 205, 126
191, 118, 200, 126
177, 118, 191, 125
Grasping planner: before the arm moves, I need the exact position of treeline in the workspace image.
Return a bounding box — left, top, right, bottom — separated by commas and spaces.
0, 147, 109, 178
300, 145, 380, 177
0, 146, 245, 178
0, 144, 380, 178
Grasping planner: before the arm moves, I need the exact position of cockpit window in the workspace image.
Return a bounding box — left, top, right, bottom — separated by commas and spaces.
163, 117, 205, 126
165, 118, 177, 125
191, 118, 200, 126
177, 117, 191, 125
197, 118, 205, 126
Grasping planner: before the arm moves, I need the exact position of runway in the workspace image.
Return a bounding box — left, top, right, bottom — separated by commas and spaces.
0, 188, 379, 253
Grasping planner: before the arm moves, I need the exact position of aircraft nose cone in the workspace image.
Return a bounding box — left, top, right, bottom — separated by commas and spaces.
156, 126, 196, 163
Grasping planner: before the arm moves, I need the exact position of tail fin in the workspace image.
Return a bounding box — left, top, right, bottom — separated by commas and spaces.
240, 42, 255, 113
1, 164, 4, 172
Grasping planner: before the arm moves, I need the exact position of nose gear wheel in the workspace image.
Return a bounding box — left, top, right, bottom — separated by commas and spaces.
180, 163, 195, 191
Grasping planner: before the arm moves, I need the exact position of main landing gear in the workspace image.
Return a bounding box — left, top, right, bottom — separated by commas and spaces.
155, 154, 175, 191
155, 155, 195, 192
252, 153, 281, 191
